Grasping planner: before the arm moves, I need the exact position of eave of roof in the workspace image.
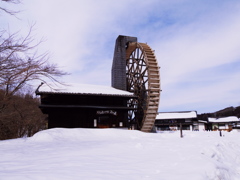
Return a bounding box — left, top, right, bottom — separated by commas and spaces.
35, 83, 136, 97
39, 104, 137, 110
36, 91, 137, 97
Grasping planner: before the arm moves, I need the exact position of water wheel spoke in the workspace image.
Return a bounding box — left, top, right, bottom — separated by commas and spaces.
126, 42, 160, 132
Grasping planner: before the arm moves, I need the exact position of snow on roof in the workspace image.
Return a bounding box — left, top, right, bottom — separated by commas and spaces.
156, 111, 197, 119
208, 116, 240, 123
198, 120, 208, 123
37, 83, 134, 96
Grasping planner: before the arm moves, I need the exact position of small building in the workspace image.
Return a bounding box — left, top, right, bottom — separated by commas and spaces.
208, 116, 240, 131
197, 120, 208, 131
155, 111, 198, 131
36, 83, 137, 129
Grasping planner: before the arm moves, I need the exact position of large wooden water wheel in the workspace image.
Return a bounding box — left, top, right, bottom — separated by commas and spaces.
126, 42, 160, 132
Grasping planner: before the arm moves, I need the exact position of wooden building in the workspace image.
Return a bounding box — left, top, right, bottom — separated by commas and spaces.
208, 116, 240, 131
36, 84, 137, 129
155, 111, 198, 131
36, 35, 160, 132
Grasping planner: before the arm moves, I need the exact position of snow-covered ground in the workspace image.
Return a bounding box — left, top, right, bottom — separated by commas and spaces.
0, 128, 240, 180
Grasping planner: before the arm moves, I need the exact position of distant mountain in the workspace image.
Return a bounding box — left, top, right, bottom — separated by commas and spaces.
198, 106, 240, 120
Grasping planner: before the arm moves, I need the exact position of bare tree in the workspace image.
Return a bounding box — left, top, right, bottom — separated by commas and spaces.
0, 27, 68, 98
0, 0, 20, 15
0, 89, 47, 140
0, 26, 68, 109
0, 0, 69, 139
0, 28, 68, 139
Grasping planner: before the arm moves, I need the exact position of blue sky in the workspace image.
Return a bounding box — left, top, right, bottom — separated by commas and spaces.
1, 0, 240, 113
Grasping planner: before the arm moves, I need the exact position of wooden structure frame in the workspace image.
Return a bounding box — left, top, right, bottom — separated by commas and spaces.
125, 42, 160, 132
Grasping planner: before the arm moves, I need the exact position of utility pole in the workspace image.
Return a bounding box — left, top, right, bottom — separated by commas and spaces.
180, 123, 183, 138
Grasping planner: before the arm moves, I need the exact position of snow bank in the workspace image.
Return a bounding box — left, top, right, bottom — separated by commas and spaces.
0, 128, 240, 180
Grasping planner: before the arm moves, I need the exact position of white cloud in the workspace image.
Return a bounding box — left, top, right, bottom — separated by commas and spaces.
145, 2, 240, 112
1, 0, 240, 113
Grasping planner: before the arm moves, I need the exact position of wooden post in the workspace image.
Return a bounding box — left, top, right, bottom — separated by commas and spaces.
180, 123, 183, 138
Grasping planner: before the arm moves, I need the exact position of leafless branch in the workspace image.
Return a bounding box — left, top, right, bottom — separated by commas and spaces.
0, 0, 21, 16
0, 25, 69, 99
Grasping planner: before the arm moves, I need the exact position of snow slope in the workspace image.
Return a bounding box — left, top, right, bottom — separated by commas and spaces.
0, 128, 240, 180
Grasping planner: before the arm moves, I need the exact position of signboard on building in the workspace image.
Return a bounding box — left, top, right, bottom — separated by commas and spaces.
96, 110, 117, 116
